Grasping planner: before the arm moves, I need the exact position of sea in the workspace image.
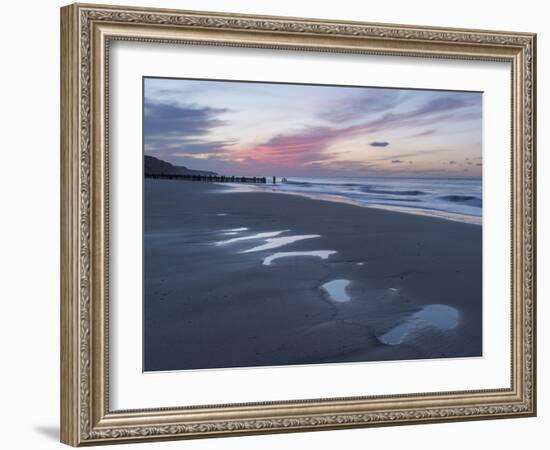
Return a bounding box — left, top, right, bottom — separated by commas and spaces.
223, 176, 482, 225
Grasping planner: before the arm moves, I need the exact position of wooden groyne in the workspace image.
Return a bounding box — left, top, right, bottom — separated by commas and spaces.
145, 173, 268, 184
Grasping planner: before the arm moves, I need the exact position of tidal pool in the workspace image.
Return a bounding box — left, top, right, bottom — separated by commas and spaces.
262, 250, 336, 266
380, 304, 459, 345
241, 234, 320, 253
321, 279, 351, 303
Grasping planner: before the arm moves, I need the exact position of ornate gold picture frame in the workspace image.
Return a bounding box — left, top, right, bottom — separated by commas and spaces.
60, 3, 536, 446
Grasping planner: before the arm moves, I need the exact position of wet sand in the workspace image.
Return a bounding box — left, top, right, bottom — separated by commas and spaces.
144, 179, 482, 371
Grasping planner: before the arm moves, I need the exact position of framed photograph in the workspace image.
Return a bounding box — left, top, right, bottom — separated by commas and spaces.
60, 3, 537, 446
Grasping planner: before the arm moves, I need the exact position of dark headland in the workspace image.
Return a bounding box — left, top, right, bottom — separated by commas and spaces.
144, 178, 482, 371
144, 155, 218, 176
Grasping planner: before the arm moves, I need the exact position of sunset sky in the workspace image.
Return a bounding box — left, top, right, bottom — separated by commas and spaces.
144, 77, 482, 178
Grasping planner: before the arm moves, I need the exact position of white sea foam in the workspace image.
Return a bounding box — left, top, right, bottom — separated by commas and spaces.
321, 279, 351, 302
222, 227, 249, 232
216, 230, 289, 246
262, 250, 336, 266
216, 213, 229, 216
215, 176, 482, 225
240, 235, 320, 253
379, 304, 459, 345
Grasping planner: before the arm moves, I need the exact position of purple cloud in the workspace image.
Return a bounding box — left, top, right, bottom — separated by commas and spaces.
320, 89, 402, 123
409, 129, 437, 138
144, 101, 236, 163
144, 102, 229, 136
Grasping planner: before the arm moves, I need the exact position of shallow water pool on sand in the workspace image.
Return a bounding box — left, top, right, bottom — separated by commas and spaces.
262, 250, 337, 266
380, 304, 459, 345
241, 234, 320, 253
216, 230, 288, 245
321, 279, 351, 302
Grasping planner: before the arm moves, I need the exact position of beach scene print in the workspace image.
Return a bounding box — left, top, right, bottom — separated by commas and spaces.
143, 77, 482, 371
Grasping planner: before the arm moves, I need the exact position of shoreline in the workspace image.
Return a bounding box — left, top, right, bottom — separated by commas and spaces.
213, 181, 482, 226
144, 179, 482, 371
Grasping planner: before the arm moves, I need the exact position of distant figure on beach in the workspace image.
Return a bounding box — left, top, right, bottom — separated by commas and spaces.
272, 176, 276, 184
282, 177, 288, 183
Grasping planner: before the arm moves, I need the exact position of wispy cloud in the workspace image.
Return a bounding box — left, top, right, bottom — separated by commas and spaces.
236, 92, 477, 170
408, 129, 437, 138
144, 102, 236, 162
237, 126, 340, 167
319, 89, 402, 123
144, 102, 229, 136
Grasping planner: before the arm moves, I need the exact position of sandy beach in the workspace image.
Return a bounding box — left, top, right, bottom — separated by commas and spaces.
143, 178, 482, 371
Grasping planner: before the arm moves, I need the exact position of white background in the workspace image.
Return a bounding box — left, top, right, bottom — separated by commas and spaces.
111, 42, 511, 409
0, 0, 546, 449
